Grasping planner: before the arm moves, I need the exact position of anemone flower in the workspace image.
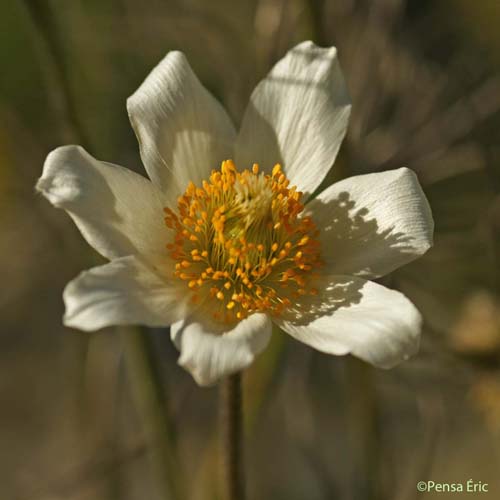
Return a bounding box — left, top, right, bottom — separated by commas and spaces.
37, 41, 433, 386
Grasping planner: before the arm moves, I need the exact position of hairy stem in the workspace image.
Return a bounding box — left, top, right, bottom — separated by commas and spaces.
220, 372, 245, 500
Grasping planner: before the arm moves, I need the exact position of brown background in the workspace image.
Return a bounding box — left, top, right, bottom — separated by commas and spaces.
1, 0, 500, 499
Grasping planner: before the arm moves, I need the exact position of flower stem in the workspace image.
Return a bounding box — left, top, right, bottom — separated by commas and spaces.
349, 359, 383, 500
220, 372, 245, 500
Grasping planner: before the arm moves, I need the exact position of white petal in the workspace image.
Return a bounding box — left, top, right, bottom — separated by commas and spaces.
276, 276, 421, 368
127, 51, 237, 199
235, 41, 351, 198
64, 256, 188, 331
37, 145, 168, 261
171, 313, 272, 386
307, 168, 433, 279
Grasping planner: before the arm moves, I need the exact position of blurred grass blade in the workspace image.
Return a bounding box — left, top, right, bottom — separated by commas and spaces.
22, 0, 91, 147
123, 326, 185, 500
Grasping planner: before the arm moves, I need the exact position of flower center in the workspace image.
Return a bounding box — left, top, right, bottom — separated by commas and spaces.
164, 160, 322, 324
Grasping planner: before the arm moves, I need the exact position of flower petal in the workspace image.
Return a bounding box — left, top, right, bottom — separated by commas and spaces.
127, 51, 237, 199
275, 275, 421, 368
306, 168, 433, 279
235, 40, 351, 198
171, 313, 272, 386
64, 256, 187, 331
37, 145, 168, 261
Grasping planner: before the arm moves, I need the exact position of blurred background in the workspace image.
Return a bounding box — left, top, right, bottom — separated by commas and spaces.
1, 0, 500, 499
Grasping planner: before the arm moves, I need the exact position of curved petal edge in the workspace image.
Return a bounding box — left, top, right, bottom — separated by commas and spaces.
276, 275, 422, 369
171, 313, 272, 386
64, 256, 187, 331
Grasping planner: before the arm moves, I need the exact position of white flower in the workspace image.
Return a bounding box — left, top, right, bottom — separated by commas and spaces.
37, 41, 433, 386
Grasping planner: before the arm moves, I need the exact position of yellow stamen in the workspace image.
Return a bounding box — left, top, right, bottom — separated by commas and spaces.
164, 160, 322, 324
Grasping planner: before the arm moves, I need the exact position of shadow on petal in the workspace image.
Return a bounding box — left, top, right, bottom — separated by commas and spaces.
283, 191, 422, 325
305, 178, 432, 278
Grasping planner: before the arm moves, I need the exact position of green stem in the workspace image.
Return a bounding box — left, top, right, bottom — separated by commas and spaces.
123, 327, 185, 500
220, 373, 245, 500
348, 359, 383, 500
